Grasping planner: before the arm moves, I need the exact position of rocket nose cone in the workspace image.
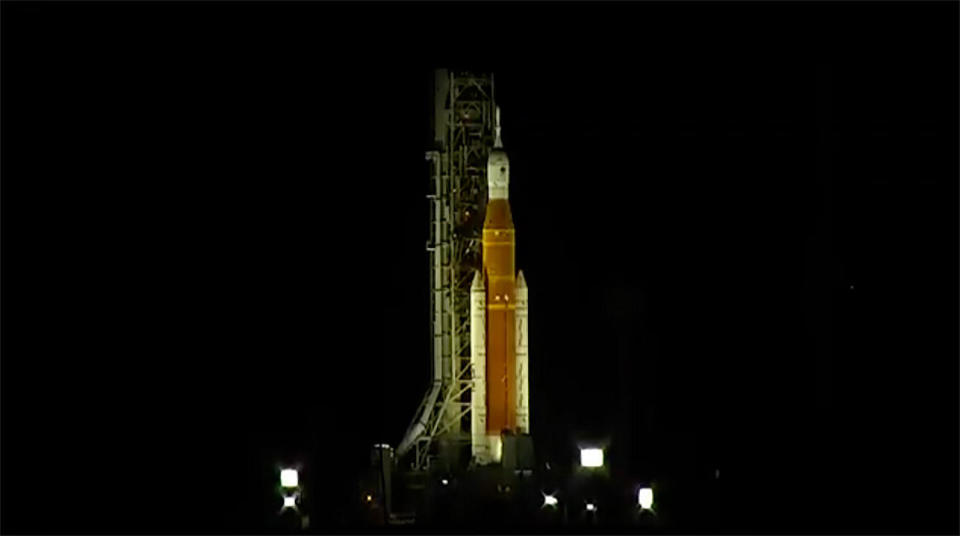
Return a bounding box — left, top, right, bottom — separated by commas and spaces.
472, 269, 485, 289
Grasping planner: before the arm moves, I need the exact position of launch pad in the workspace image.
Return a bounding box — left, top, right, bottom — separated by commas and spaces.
333, 70, 676, 530
358, 442, 665, 529
366, 69, 538, 524
397, 70, 532, 473
349, 71, 659, 530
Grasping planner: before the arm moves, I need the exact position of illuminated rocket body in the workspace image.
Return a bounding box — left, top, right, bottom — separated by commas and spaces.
470, 109, 530, 465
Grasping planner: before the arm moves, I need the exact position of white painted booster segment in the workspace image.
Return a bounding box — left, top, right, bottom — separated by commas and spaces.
470, 270, 489, 464
515, 269, 530, 434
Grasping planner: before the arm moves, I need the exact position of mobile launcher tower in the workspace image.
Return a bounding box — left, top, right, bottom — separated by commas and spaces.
397, 70, 533, 473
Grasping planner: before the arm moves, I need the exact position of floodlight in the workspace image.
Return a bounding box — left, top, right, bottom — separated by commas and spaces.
586, 502, 596, 511
542, 494, 558, 507
638, 487, 654, 509
580, 448, 604, 468
280, 468, 299, 488
283, 495, 297, 509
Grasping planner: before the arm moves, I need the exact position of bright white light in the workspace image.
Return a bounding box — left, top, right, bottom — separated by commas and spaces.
586, 502, 596, 511
580, 448, 604, 468
638, 487, 654, 509
280, 469, 299, 488
543, 494, 558, 507
283, 495, 296, 508
441, 478, 449, 486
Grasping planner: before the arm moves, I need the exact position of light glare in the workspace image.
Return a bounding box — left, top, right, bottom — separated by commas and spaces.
586, 502, 596, 511
580, 448, 603, 468
543, 494, 558, 507
283, 495, 296, 508
638, 487, 654, 509
281, 469, 299, 488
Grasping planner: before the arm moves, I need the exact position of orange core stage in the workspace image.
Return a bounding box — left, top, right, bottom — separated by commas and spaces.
482, 198, 516, 434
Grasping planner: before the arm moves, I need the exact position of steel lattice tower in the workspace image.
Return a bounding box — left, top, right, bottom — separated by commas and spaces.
397, 70, 496, 470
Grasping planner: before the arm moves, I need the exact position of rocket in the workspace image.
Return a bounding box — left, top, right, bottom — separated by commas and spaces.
470, 108, 530, 465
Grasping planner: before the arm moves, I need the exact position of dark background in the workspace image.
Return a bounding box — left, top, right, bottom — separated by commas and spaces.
2, 1, 957, 533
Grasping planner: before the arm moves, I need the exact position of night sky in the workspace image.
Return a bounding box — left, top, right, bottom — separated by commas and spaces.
2, 1, 958, 533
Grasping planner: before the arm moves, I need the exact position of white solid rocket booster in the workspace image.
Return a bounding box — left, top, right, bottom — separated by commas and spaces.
515, 269, 529, 434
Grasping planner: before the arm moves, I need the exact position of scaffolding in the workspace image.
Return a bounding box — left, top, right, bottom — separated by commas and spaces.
397, 70, 496, 471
